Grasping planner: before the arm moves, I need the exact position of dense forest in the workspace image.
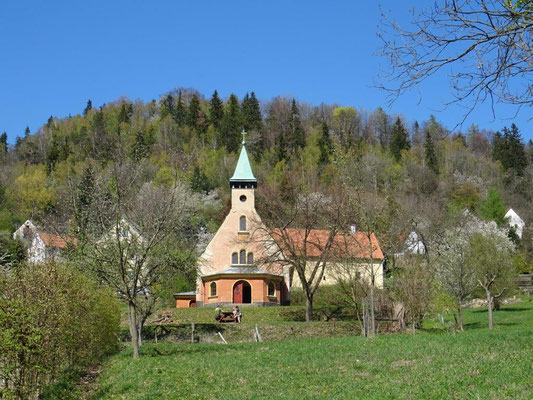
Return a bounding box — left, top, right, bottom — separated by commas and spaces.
0, 88, 532, 269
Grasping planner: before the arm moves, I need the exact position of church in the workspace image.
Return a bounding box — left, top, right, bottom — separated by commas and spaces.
175, 134, 290, 308
174, 133, 385, 308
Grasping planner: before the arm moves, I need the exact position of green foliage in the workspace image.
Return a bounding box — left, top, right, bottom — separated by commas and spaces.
187, 94, 201, 130
448, 183, 482, 213
478, 189, 507, 225
0, 262, 120, 399
424, 129, 439, 174
209, 90, 224, 129
83, 99, 92, 116
221, 94, 242, 153
318, 122, 333, 165
287, 99, 305, 152
492, 124, 529, 176
390, 117, 410, 162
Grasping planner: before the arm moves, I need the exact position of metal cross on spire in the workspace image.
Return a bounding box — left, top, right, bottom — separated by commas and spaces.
241, 129, 247, 145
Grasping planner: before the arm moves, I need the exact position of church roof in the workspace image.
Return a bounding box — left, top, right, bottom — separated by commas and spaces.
230, 140, 256, 183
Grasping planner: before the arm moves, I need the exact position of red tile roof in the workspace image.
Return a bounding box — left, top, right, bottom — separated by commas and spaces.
273, 228, 384, 260
39, 232, 78, 249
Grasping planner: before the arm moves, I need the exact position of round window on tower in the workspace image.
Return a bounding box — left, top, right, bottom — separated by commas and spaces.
240, 195, 247, 202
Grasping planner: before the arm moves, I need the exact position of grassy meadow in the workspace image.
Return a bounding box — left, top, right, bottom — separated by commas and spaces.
56, 299, 533, 400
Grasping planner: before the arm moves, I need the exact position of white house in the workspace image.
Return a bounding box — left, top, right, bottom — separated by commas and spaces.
505, 208, 525, 238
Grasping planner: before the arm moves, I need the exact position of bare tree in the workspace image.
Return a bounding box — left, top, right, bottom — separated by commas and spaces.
254, 183, 349, 322
378, 1, 533, 120
69, 160, 198, 358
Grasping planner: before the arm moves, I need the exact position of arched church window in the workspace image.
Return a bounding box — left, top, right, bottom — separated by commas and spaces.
232, 252, 238, 265
239, 216, 247, 231
239, 250, 246, 264
247, 252, 254, 265
210, 282, 217, 297
267, 282, 276, 297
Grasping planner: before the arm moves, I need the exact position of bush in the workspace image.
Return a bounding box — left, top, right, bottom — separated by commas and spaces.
0, 262, 120, 399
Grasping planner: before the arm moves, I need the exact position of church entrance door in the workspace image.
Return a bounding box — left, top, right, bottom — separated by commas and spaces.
233, 280, 252, 304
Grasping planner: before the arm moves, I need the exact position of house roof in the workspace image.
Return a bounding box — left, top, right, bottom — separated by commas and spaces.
39, 232, 78, 249
173, 291, 196, 298
274, 228, 384, 260
230, 140, 256, 183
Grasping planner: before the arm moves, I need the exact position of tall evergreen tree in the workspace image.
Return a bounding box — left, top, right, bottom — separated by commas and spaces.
24, 126, 30, 136
242, 92, 262, 131
492, 124, 528, 175
76, 164, 95, 235
84, 99, 92, 116
209, 90, 224, 129
288, 99, 305, 151
221, 94, 242, 153
411, 121, 422, 146
390, 117, 410, 162
160, 94, 174, 119
424, 129, 439, 174
46, 133, 61, 174
173, 91, 186, 126
318, 122, 333, 165
118, 103, 132, 124
187, 94, 201, 129
0, 132, 7, 154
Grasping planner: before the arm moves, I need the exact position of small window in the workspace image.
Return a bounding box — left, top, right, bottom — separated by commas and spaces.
210, 282, 217, 297
232, 252, 238, 265
239, 250, 246, 264
267, 282, 276, 297
240, 195, 247, 202
239, 216, 246, 231
247, 252, 254, 265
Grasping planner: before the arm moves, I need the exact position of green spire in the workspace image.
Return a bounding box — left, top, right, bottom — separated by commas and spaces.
230, 130, 257, 184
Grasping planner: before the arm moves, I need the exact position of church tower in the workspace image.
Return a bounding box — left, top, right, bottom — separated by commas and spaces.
229, 131, 257, 214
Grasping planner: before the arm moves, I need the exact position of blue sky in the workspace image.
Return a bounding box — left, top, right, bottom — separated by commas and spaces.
1, 0, 531, 144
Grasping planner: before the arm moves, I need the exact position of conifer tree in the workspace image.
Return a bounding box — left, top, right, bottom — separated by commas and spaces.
390, 117, 410, 162
0, 132, 7, 154
173, 91, 186, 126
221, 94, 242, 153
288, 99, 305, 151
492, 124, 528, 175
46, 133, 61, 174
118, 103, 132, 124
479, 189, 507, 226
424, 129, 439, 174
24, 126, 30, 136
187, 94, 201, 129
160, 94, 174, 119
242, 92, 262, 131
189, 165, 210, 193
318, 122, 333, 165
209, 90, 224, 129
411, 121, 422, 146
76, 164, 95, 236
275, 132, 287, 162
84, 99, 92, 116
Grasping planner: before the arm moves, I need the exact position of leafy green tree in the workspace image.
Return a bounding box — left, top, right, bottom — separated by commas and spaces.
221, 94, 242, 153
187, 94, 201, 129
478, 189, 507, 225
173, 91, 187, 126
318, 122, 333, 165
189, 165, 211, 194
288, 99, 305, 151
424, 129, 439, 174
209, 90, 224, 129
83, 99, 92, 116
390, 117, 410, 162
118, 103, 133, 124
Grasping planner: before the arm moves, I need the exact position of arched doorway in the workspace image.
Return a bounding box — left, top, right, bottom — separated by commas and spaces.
189, 300, 197, 307
233, 280, 252, 304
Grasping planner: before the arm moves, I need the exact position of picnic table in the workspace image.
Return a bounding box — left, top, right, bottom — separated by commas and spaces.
218, 311, 236, 323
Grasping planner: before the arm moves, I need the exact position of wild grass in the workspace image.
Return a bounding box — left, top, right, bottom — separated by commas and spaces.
85, 299, 533, 399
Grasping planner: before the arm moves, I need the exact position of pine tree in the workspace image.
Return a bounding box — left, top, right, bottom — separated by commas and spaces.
160, 94, 174, 119
221, 94, 242, 153
76, 164, 95, 235
46, 133, 61, 174
318, 122, 333, 165
84, 99, 92, 116
0, 132, 7, 154
173, 91, 186, 126
492, 124, 528, 175
118, 103, 132, 124
209, 90, 224, 129
412, 121, 422, 146
242, 92, 262, 131
187, 94, 201, 129
390, 117, 410, 162
424, 129, 439, 174
24, 126, 30, 136
479, 189, 507, 225
288, 99, 305, 151
189, 165, 210, 193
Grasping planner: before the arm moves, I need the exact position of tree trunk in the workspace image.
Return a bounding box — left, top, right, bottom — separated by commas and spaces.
305, 296, 313, 322
128, 301, 140, 358
486, 289, 494, 329
369, 286, 376, 337
457, 303, 464, 331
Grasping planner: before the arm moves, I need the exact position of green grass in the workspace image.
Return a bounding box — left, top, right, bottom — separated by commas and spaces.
87, 300, 533, 400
